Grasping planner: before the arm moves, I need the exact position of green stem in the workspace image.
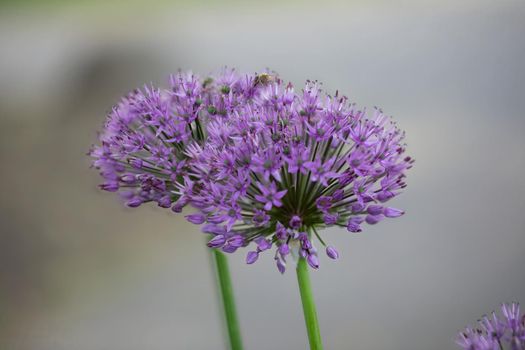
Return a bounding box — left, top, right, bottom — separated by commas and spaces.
213, 249, 243, 350
296, 257, 323, 350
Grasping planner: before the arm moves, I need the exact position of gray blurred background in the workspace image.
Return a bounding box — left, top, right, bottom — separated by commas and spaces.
1, 0, 524, 349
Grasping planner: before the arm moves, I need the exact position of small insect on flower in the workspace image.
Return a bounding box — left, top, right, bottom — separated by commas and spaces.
183, 71, 413, 273
253, 73, 276, 86
456, 302, 525, 350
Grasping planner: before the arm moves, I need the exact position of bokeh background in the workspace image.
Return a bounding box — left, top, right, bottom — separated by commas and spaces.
1, 0, 524, 349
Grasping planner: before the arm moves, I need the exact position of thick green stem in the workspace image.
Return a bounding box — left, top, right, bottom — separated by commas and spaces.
296, 257, 323, 350
213, 249, 243, 350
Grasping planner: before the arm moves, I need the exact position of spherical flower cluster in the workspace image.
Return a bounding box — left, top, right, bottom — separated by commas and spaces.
90, 69, 412, 273
184, 72, 413, 272
456, 302, 525, 350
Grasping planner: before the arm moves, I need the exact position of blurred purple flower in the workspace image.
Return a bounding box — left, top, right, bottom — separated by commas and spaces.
456, 302, 525, 350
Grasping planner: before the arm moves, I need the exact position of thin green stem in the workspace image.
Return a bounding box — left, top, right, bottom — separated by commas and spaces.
213, 250, 243, 350
296, 257, 323, 350
311, 226, 326, 246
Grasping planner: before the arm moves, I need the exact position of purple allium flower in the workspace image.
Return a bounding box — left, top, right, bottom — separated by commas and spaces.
286, 146, 310, 174
255, 181, 287, 211
252, 150, 283, 182
252, 209, 270, 227
304, 157, 339, 186
175, 71, 413, 272
456, 302, 525, 350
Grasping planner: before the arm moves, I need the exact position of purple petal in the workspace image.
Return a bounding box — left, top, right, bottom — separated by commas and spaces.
246, 251, 259, 264
272, 198, 283, 208
275, 189, 288, 200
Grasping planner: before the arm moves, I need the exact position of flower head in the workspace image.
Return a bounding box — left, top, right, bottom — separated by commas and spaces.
456, 302, 525, 350
184, 72, 413, 272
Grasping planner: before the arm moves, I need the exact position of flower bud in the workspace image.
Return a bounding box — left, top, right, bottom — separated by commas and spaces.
289, 215, 302, 230
326, 246, 339, 260
365, 214, 384, 225
100, 181, 119, 192
347, 216, 364, 233
351, 203, 365, 213
246, 251, 259, 264
367, 205, 384, 216
185, 213, 206, 224
120, 174, 137, 184
157, 195, 172, 208
301, 238, 313, 250
227, 235, 244, 248
275, 222, 288, 240
126, 197, 142, 207
276, 257, 286, 274
201, 224, 225, 235
384, 207, 404, 218
332, 189, 344, 201
207, 235, 226, 248
279, 243, 290, 256
307, 254, 319, 269
256, 238, 272, 251
130, 158, 143, 169
377, 191, 394, 202
297, 232, 308, 241
323, 213, 338, 225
